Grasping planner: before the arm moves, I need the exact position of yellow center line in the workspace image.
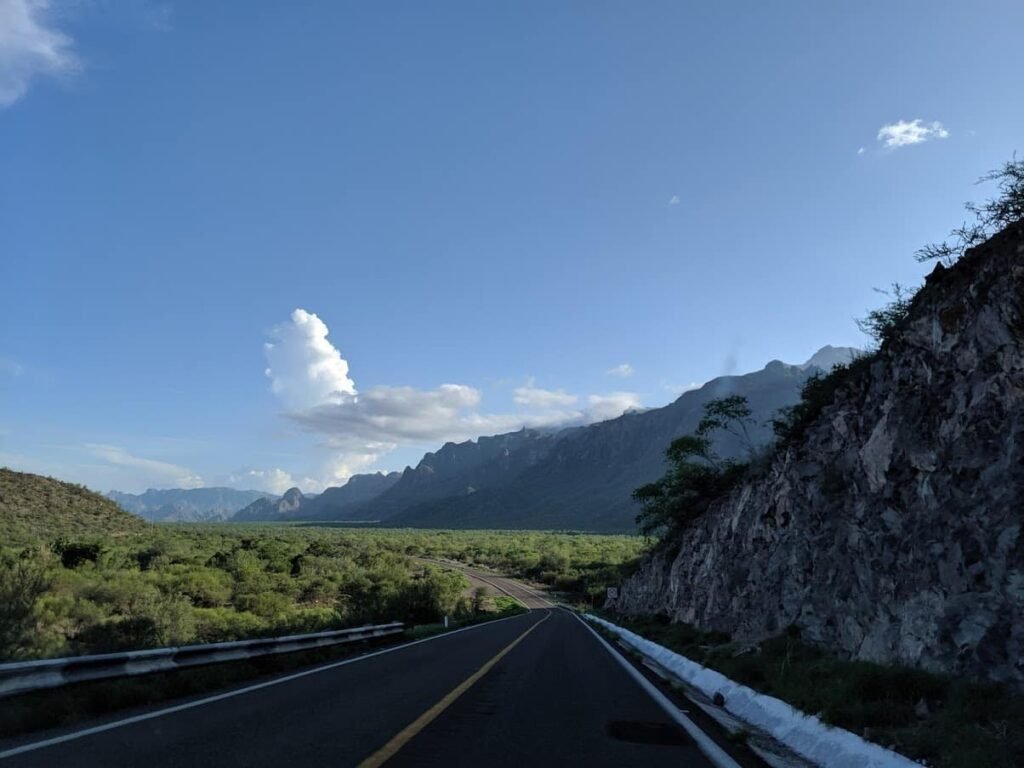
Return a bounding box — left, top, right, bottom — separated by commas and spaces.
358, 610, 552, 768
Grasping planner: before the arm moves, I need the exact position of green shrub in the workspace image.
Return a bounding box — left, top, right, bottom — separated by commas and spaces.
51, 539, 104, 569
772, 354, 874, 446
634, 396, 756, 537
0, 550, 51, 658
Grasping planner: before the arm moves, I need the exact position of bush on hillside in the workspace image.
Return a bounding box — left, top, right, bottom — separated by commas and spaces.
0, 550, 51, 659
772, 354, 874, 446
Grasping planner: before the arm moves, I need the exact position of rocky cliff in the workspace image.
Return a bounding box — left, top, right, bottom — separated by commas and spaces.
300, 471, 401, 520
612, 222, 1024, 688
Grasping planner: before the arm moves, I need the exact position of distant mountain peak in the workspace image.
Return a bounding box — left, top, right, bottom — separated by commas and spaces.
232, 471, 399, 522
107, 486, 275, 522
800, 345, 862, 372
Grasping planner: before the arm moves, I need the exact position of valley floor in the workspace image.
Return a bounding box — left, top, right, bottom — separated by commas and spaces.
1, 525, 644, 662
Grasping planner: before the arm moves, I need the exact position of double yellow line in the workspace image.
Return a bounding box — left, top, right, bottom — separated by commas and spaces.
358, 610, 552, 767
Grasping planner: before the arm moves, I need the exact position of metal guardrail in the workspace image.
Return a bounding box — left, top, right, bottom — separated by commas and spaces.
0, 622, 404, 699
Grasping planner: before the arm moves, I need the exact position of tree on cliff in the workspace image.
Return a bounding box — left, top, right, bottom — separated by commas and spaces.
850, 158, 1024, 353
916, 156, 1024, 265
633, 396, 754, 537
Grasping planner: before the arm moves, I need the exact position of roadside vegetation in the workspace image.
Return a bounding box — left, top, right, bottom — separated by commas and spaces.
602, 614, 1024, 768
0, 506, 633, 737
380, 528, 646, 606
0, 527, 466, 661
0, 509, 643, 661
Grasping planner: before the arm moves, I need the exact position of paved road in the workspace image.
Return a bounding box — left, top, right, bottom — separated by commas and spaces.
423, 559, 555, 609
0, 608, 725, 767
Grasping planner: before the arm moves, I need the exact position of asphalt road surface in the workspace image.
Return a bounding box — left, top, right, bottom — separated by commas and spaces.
426, 560, 555, 609
1, 609, 730, 768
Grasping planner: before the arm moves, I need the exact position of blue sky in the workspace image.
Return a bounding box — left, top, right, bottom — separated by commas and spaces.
1, 1, 1022, 494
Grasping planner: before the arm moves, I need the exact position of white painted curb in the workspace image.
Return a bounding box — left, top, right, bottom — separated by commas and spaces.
585, 615, 923, 768
572, 612, 741, 768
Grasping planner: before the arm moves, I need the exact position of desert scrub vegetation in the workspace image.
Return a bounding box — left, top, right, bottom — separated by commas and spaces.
373, 527, 646, 605
0, 523, 643, 661
0, 468, 146, 542
0, 528, 465, 661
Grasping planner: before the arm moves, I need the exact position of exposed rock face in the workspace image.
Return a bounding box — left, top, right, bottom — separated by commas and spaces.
300, 471, 401, 520
613, 222, 1024, 687
233, 487, 307, 521
363, 430, 557, 521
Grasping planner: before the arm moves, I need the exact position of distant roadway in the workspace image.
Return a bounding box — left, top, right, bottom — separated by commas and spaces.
417, 558, 555, 609
0, 574, 748, 767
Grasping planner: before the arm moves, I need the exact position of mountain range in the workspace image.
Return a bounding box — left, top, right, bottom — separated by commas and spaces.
223, 345, 857, 531
233, 473, 400, 522
106, 487, 274, 522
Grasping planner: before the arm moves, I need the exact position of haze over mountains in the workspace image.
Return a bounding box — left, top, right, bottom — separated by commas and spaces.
106, 487, 274, 522
109, 346, 857, 531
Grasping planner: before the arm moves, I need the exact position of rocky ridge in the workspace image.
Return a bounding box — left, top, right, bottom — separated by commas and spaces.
612, 222, 1024, 687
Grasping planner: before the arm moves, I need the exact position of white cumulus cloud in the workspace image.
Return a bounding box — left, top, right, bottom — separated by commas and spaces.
294, 383, 494, 444
606, 363, 634, 379
265, 309, 647, 486
0, 0, 78, 107
668, 195, 680, 206
876, 119, 949, 149
230, 468, 296, 494
229, 467, 323, 495
264, 309, 356, 410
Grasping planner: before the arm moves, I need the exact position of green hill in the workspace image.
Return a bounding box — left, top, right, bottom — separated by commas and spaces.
0, 468, 146, 544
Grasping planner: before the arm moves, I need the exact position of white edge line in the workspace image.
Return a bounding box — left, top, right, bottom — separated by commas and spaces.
572, 612, 742, 768
0, 611, 532, 761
